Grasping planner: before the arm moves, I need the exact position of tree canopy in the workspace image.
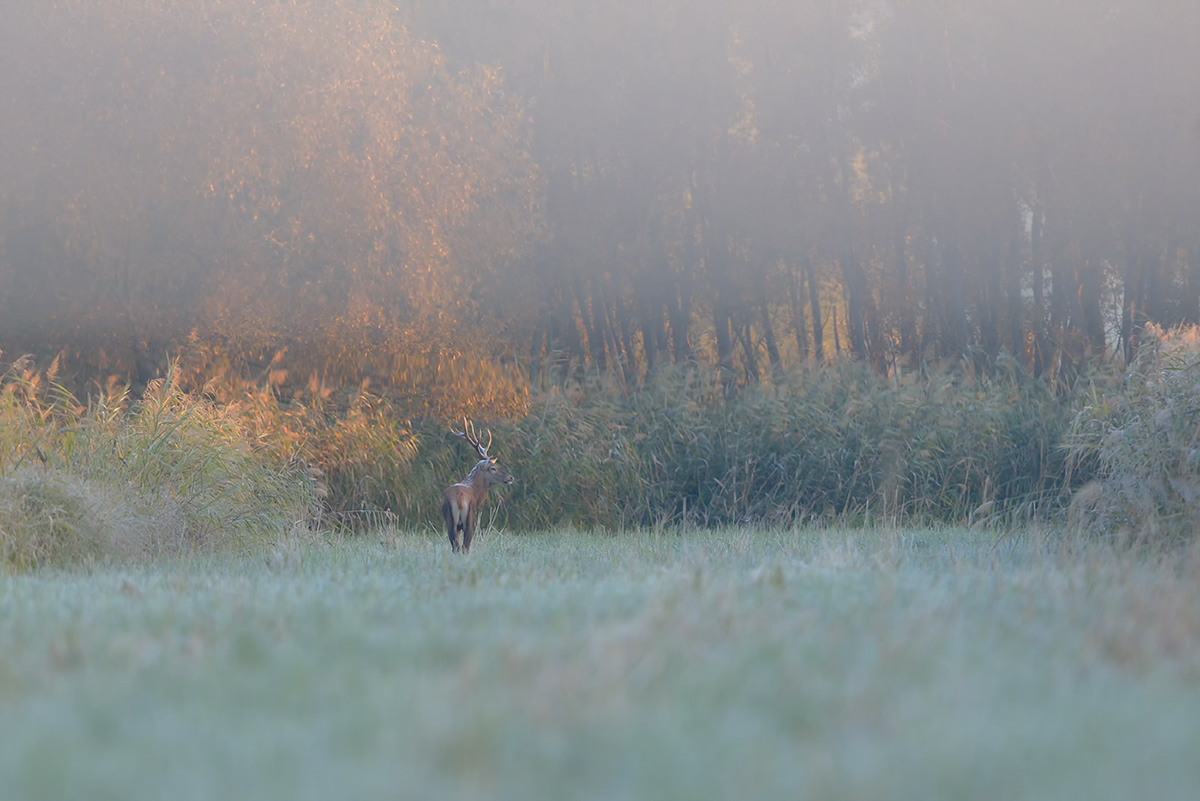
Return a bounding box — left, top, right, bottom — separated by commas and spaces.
3, 0, 1199, 405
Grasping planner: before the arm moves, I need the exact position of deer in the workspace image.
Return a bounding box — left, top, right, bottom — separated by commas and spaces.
441, 418, 514, 553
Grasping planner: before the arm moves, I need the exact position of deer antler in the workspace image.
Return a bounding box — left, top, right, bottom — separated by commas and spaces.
452, 417, 492, 459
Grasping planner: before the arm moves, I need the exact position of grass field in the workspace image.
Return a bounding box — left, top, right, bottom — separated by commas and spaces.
1, 526, 1199, 801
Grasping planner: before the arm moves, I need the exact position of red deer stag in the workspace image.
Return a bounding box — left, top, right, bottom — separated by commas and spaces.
442, 419, 513, 553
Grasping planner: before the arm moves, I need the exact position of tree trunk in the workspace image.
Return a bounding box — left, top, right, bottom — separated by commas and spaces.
832, 304, 841, 356
714, 297, 735, 391
558, 282, 583, 374
978, 249, 1000, 360
1120, 220, 1143, 362
804, 252, 824, 361
1030, 200, 1046, 375
1183, 247, 1200, 327
1143, 245, 1165, 327
1078, 255, 1106, 353
1048, 228, 1078, 335
788, 261, 809, 361
637, 288, 659, 371
1006, 223, 1025, 361
529, 305, 550, 381
671, 192, 700, 365
575, 276, 606, 370
738, 321, 760, 385
758, 286, 784, 381
670, 284, 692, 364
842, 249, 868, 359
939, 230, 970, 357
895, 212, 915, 360
611, 289, 636, 369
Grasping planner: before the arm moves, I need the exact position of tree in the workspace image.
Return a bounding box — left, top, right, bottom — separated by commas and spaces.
0, 1, 539, 382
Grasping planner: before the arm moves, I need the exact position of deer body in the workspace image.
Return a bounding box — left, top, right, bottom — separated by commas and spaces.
442, 421, 513, 553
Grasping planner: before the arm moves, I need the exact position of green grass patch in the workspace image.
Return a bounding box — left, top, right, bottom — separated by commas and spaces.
1, 527, 1197, 800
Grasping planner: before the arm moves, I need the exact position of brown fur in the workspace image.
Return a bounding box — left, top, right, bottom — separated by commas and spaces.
442, 457, 513, 553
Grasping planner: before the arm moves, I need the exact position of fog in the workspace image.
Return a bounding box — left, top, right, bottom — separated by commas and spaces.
1, 0, 1197, 388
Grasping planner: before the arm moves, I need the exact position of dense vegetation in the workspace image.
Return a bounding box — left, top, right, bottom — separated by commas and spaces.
386, 355, 1070, 531
0, 360, 314, 568
6, 325, 1200, 567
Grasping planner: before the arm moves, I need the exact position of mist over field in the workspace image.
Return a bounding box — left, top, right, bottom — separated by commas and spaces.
1, 1, 1197, 391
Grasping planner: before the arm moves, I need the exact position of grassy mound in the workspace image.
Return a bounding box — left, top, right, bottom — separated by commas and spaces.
1067, 326, 1200, 543
0, 357, 317, 568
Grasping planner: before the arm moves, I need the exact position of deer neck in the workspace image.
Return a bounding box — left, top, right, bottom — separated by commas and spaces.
464, 461, 492, 498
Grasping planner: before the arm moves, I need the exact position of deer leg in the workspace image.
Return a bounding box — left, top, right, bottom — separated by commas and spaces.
443, 500, 460, 552
463, 510, 478, 553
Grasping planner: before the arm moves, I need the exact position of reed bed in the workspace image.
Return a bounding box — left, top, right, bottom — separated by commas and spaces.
384, 357, 1077, 532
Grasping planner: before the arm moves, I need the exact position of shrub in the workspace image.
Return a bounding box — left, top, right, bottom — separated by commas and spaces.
0, 357, 317, 568
1065, 326, 1200, 543
230, 381, 420, 528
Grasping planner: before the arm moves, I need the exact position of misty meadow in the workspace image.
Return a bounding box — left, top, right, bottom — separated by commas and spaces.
2, 2, 1199, 799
